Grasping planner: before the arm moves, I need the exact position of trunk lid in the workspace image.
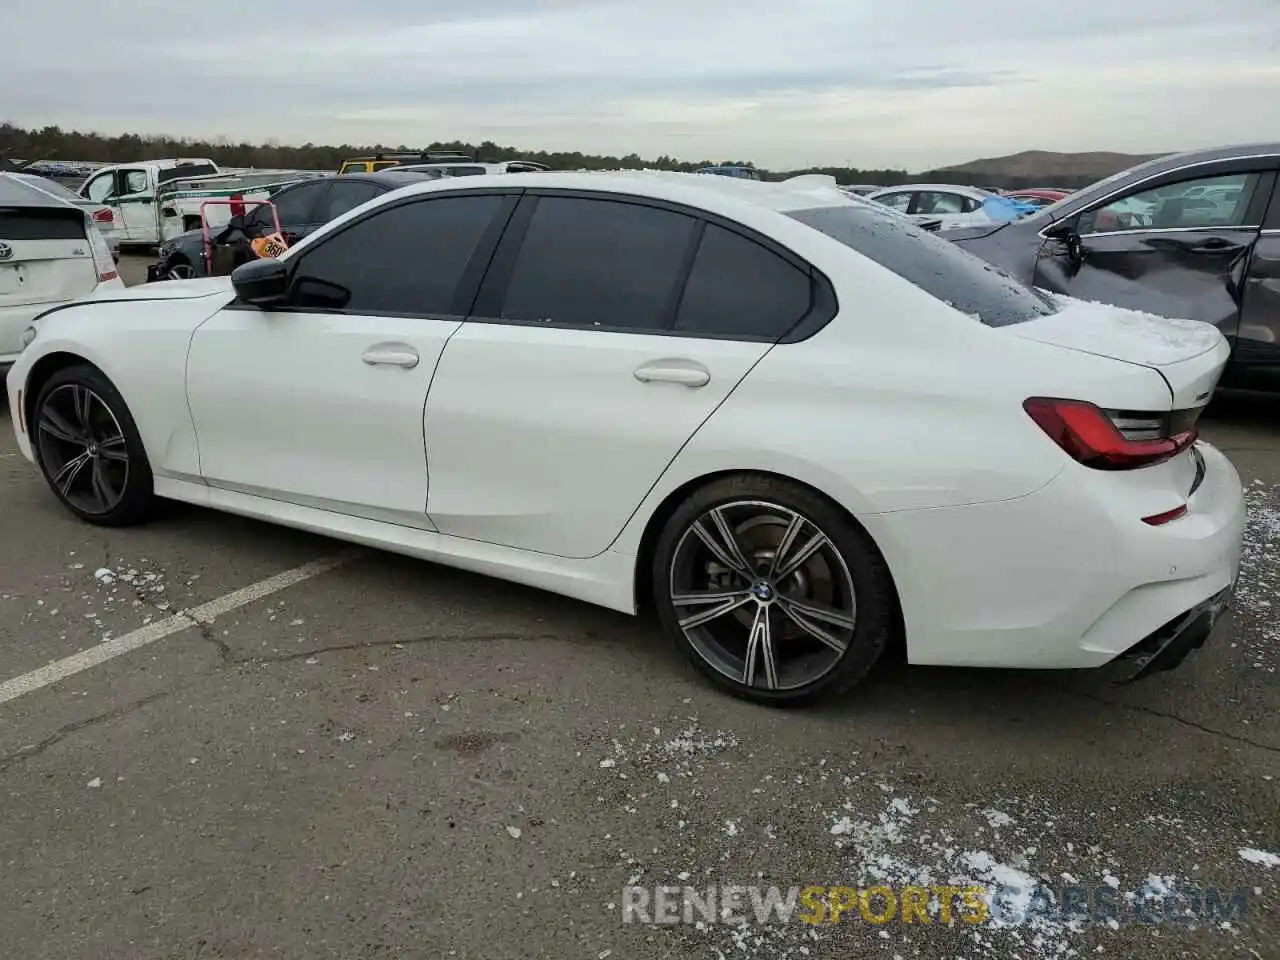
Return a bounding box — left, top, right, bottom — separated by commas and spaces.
1005, 296, 1228, 408
0, 208, 98, 308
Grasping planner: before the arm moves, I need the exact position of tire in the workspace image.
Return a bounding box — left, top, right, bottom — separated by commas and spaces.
165, 257, 198, 280
652, 473, 894, 706
31, 364, 156, 527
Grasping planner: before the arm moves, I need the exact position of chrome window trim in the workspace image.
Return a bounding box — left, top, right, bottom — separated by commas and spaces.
1037, 153, 1280, 239
1077, 225, 1261, 240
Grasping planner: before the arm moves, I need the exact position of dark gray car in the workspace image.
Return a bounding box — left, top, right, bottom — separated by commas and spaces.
941, 142, 1280, 394
148, 170, 431, 281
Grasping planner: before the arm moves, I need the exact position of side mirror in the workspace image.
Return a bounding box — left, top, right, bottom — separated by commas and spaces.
231, 258, 289, 307
1042, 220, 1084, 263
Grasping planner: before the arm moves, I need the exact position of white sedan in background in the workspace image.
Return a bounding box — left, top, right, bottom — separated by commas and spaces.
867, 183, 1035, 229
6, 172, 123, 258
6, 171, 1244, 705
0, 172, 122, 374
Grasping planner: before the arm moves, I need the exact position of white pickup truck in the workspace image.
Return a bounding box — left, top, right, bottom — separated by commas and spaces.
77, 158, 329, 247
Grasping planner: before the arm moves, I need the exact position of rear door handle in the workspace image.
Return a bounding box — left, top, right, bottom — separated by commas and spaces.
633, 359, 711, 388
362, 343, 420, 368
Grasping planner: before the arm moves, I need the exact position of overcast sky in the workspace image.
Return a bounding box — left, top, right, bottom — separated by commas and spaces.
2, 0, 1277, 170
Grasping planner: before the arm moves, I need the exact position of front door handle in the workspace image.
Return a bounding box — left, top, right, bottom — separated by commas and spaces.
633, 359, 711, 388
1187, 237, 1240, 253
362, 343, 420, 369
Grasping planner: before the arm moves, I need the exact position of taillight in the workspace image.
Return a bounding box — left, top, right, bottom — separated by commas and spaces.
92, 208, 114, 224
87, 222, 118, 283
1023, 397, 1198, 470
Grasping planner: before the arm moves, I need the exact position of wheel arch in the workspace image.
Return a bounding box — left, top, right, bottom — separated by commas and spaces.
22, 351, 99, 435
631, 467, 906, 658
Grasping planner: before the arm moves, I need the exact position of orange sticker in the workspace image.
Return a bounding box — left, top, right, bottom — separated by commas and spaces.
250, 233, 289, 259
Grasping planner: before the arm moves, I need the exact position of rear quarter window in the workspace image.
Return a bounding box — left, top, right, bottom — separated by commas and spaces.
787, 204, 1057, 327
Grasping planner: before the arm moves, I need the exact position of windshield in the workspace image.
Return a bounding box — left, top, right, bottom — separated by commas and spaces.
787, 203, 1058, 328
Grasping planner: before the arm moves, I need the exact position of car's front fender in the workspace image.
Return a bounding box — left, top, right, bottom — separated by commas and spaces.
13, 290, 235, 479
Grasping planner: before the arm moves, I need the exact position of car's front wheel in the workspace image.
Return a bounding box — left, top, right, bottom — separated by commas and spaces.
165, 258, 198, 280
653, 474, 895, 706
32, 364, 156, 526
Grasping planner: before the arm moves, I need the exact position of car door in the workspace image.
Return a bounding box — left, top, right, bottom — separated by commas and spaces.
185, 190, 516, 526
1033, 168, 1275, 355
422, 191, 819, 559
1235, 173, 1280, 391
114, 167, 157, 242
80, 169, 120, 226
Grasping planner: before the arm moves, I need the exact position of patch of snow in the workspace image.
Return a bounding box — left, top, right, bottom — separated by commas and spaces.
1238, 848, 1279, 869
984, 809, 1014, 829
505, 825, 522, 839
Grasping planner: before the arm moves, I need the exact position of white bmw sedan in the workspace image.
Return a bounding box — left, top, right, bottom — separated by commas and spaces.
5, 172, 1246, 705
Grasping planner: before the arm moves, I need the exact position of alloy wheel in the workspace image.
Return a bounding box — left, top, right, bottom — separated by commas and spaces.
35, 384, 130, 515
668, 500, 857, 691
167, 262, 197, 280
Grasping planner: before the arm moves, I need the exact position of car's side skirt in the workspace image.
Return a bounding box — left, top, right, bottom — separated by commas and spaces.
152, 476, 639, 615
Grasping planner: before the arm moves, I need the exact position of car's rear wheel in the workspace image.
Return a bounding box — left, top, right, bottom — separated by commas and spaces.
32, 365, 156, 526
653, 474, 894, 706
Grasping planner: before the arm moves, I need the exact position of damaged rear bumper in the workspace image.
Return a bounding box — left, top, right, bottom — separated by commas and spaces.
1116, 582, 1234, 682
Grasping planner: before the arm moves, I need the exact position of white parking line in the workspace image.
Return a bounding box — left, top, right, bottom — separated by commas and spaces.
0, 555, 352, 706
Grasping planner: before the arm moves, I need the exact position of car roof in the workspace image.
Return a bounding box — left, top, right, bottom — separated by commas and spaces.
375, 169, 859, 216
0, 171, 81, 209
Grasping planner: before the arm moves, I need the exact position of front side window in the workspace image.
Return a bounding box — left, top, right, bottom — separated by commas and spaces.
289, 195, 502, 315
674, 224, 812, 339
495, 197, 696, 330
83, 172, 115, 203
319, 181, 385, 221
874, 192, 913, 212
267, 181, 329, 227
788, 203, 1057, 328
1079, 172, 1260, 234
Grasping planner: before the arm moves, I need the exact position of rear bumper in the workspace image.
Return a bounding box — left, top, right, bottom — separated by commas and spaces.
0, 303, 47, 360
1117, 583, 1233, 681
869, 440, 1246, 671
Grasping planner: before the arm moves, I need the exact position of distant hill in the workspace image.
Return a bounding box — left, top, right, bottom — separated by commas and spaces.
921, 149, 1169, 189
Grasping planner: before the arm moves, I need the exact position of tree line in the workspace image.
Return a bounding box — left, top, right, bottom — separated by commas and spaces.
0, 122, 1089, 188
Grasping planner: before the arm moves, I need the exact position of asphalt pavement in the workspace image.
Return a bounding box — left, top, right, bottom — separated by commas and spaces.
0, 254, 1275, 960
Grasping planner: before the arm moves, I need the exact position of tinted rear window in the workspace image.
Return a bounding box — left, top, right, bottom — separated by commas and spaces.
786, 204, 1057, 327
0, 208, 86, 240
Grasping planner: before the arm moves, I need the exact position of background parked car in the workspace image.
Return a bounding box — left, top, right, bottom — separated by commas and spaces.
0, 171, 121, 373
940, 142, 1280, 394
866, 183, 1037, 229
6, 171, 122, 259
1002, 188, 1072, 209
391, 160, 550, 178
148, 171, 431, 281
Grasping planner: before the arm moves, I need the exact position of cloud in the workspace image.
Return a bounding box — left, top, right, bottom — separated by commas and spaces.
1, 0, 1277, 169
